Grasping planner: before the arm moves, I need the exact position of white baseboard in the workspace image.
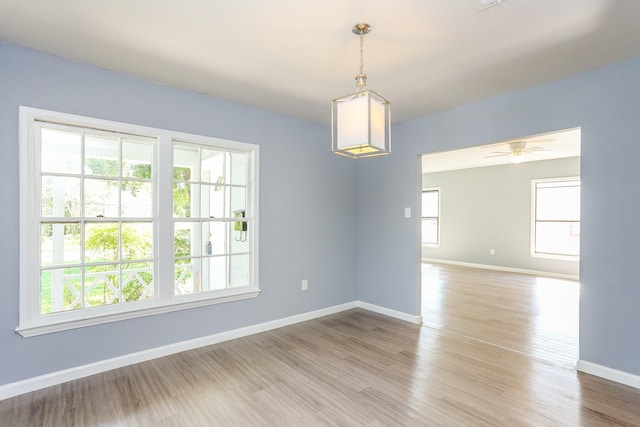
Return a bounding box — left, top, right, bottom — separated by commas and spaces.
422, 258, 579, 281
0, 301, 358, 401
10, 303, 638, 401
357, 301, 423, 325
1, 301, 423, 400
577, 360, 640, 390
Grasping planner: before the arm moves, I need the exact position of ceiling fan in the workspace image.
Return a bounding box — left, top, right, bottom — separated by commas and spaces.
485, 140, 553, 164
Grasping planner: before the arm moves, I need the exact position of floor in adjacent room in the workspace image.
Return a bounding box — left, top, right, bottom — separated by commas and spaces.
421, 263, 579, 368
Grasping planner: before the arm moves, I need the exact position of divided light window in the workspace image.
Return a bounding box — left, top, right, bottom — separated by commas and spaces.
421, 189, 440, 246
18, 107, 259, 337
531, 178, 580, 259
37, 123, 155, 316
173, 143, 251, 295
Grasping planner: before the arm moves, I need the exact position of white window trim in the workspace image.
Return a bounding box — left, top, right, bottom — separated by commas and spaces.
421, 187, 440, 248
530, 176, 580, 262
18, 106, 260, 337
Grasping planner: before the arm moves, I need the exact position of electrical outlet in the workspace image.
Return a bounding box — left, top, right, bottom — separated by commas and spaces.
490, 249, 495, 255
301, 280, 308, 291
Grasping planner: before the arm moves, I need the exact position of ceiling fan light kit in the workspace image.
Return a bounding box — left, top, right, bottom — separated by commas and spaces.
331, 23, 391, 159
509, 141, 526, 163
469, 0, 506, 11
485, 140, 553, 165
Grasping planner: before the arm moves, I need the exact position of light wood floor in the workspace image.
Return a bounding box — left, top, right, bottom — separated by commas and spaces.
422, 263, 579, 367
2, 271, 640, 425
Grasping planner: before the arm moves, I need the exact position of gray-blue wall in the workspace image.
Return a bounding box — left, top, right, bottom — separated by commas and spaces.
0, 43, 357, 385
3, 40, 640, 385
357, 57, 640, 376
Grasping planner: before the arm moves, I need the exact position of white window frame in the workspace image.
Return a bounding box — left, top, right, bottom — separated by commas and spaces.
530, 176, 580, 261
421, 188, 440, 248
18, 107, 260, 337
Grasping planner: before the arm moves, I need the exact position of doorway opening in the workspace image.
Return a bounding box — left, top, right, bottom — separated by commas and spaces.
419, 128, 581, 367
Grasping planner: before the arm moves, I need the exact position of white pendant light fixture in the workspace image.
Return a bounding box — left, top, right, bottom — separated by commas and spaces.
332, 23, 391, 159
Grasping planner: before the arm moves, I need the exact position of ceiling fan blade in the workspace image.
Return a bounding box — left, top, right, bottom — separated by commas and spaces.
485, 153, 510, 158
525, 147, 556, 153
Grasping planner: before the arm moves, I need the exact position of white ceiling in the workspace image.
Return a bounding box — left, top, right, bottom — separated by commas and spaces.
421, 128, 581, 173
1, 0, 639, 125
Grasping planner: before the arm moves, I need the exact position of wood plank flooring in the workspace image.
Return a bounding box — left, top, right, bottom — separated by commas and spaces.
2, 266, 640, 425
422, 263, 579, 367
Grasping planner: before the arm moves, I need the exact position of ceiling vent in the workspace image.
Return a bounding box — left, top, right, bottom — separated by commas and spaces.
469, 0, 505, 11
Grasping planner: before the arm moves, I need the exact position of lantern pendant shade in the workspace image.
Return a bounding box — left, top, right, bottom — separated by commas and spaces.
332, 89, 391, 158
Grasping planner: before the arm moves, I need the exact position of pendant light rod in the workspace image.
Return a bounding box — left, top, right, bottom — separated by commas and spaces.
352, 23, 371, 92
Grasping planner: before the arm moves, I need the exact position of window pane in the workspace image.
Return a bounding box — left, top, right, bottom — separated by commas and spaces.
229, 254, 250, 288
179, 258, 202, 294
84, 178, 119, 217
85, 223, 120, 263
201, 149, 225, 184
203, 221, 226, 256
203, 256, 226, 291
122, 262, 153, 302
85, 134, 119, 177
174, 145, 198, 182
41, 128, 81, 174
40, 267, 81, 314
535, 221, 580, 256
536, 184, 580, 221
422, 191, 439, 218
122, 223, 153, 261
421, 218, 438, 245
174, 222, 198, 257
84, 264, 120, 306
41, 176, 81, 217
229, 187, 246, 218
174, 166, 193, 182
174, 259, 196, 295
41, 223, 81, 266
200, 184, 224, 219
173, 181, 192, 217
121, 181, 153, 217
122, 139, 153, 179
228, 152, 247, 185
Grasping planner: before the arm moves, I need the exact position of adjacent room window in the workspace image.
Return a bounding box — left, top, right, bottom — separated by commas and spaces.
18, 107, 259, 336
531, 178, 580, 259
421, 188, 440, 246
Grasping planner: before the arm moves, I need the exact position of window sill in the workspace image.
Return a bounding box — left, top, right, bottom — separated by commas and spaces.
422, 243, 440, 248
530, 252, 580, 262
16, 288, 261, 338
